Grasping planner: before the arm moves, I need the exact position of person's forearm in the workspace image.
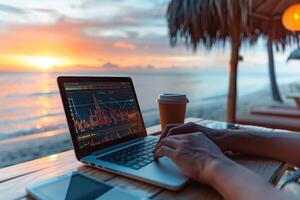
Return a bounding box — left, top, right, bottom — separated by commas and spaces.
219, 129, 300, 166
206, 159, 297, 200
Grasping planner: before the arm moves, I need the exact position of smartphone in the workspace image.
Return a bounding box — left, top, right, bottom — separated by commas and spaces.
205, 121, 239, 129
26, 172, 146, 200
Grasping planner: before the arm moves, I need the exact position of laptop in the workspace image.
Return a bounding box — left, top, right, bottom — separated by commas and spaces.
57, 76, 188, 190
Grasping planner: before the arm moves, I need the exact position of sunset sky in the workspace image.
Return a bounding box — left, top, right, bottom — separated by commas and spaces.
0, 0, 298, 72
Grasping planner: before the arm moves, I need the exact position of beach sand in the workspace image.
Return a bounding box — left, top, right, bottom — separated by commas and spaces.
0, 83, 297, 168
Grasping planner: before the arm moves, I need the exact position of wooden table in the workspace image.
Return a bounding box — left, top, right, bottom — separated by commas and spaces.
0, 118, 286, 200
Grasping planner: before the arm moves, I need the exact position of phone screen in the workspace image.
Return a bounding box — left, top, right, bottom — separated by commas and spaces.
32, 173, 112, 200
205, 121, 239, 129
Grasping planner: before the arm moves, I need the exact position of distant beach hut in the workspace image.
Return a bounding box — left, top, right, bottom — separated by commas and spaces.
167, 0, 300, 123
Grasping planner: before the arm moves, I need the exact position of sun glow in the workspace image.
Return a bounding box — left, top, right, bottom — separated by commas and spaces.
25, 56, 68, 70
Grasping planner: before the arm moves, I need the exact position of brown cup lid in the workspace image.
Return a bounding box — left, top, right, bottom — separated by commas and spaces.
157, 94, 189, 104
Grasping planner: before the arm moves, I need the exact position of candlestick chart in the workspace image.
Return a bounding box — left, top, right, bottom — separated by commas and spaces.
65, 82, 144, 149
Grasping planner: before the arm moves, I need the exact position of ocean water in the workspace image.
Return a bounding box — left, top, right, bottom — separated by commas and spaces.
0, 70, 298, 140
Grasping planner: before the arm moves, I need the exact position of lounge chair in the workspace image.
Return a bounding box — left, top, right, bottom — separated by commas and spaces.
249, 83, 300, 118
286, 93, 300, 108
236, 113, 300, 132
251, 105, 300, 118
286, 83, 300, 108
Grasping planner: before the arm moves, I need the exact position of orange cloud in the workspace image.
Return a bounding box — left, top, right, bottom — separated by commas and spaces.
0, 20, 107, 71
114, 41, 136, 50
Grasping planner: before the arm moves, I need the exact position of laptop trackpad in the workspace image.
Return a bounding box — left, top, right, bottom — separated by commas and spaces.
138, 156, 188, 189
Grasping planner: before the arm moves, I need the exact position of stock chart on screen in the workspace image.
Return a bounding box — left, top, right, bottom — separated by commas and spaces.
64, 81, 144, 149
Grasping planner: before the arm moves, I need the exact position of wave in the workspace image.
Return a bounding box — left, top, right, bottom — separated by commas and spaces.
7, 91, 59, 99
0, 123, 68, 140
0, 112, 64, 126
201, 93, 227, 101
30, 91, 59, 97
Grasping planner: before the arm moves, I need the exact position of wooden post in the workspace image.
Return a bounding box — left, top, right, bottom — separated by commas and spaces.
267, 41, 283, 103
227, 41, 241, 123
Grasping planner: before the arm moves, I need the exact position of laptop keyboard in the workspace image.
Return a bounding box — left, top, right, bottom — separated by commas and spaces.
97, 137, 158, 170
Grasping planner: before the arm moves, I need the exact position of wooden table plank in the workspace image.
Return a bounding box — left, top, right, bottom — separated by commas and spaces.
153, 182, 222, 200
0, 151, 75, 182
106, 176, 161, 199
0, 161, 114, 200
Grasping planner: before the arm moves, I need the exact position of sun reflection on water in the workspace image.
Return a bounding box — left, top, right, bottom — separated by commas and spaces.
35, 73, 54, 129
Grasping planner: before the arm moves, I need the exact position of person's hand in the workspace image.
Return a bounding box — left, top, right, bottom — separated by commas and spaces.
155, 122, 229, 151
156, 123, 198, 145
154, 132, 232, 183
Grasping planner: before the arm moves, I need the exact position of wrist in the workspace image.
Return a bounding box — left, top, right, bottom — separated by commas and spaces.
202, 156, 235, 186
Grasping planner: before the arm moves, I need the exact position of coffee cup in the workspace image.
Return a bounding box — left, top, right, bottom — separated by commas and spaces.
157, 94, 189, 132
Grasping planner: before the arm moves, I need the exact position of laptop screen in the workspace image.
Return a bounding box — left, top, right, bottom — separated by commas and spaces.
63, 80, 146, 153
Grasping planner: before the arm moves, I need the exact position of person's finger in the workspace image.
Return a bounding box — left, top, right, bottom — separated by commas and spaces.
155, 122, 199, 153
157, 124, 188, 148
155, 124, 180, 150
154, 134, 185, 154
166, 122, 198, 137
156, 124, 192, 149
155, 131, 180, 152
160, 137, 180, 149
154, 145, 177, 160
160, 124, 180, 141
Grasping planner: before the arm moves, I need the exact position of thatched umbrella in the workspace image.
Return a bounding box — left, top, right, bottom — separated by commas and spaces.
167, 0, 300, 123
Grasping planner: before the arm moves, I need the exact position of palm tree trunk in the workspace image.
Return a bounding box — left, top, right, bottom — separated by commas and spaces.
267, 41, 283, 103
227, 41, 241, 123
